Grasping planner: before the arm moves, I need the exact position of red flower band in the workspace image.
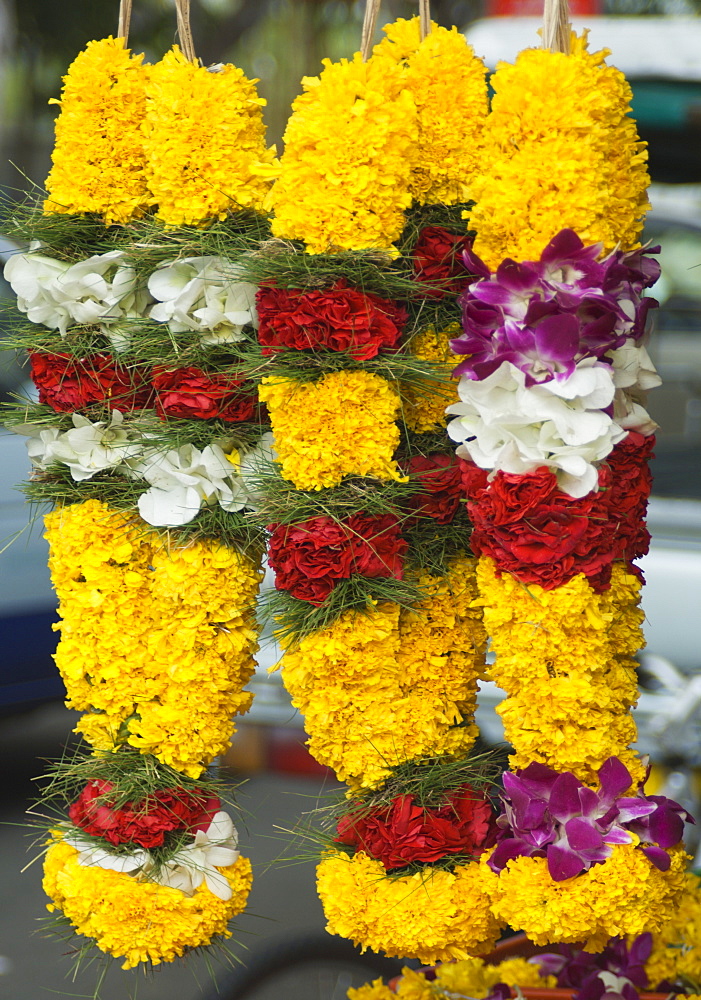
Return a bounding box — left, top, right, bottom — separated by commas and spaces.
412, 226, 474, 297
68, 779, 221, 849
256, 280, 407, 361
336, 785, 495, 871
152, 366, 259, 422
404, 452, 463, 525
267, 513, 407, 605
29, 351, 152, 413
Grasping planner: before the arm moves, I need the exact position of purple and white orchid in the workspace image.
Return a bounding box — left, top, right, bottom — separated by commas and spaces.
452, 229, 660, 387
489, 756, 693, 882
531, 933, 654, 1000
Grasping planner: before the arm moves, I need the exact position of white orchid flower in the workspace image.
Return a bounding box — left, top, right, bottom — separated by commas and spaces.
447, 360, 626, 498
131, 441, 252, 527
155, 811, 240, 900
609, 340, 662, 393
148, 256, 258, 344
64, 834, 152, 874
4, 246, 151, 339
23, 410, 144, 481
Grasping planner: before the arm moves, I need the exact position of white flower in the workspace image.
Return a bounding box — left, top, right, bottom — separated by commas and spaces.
23, 410, 143, 481
130, 441, 252, 527
609, 339, 662, 393
148, 256, 258, 344
64, 834, 151, 874
154, 811, 240, 900
4, 246, 150, 339
447, 359, 626, 498
613, 390, 659, 436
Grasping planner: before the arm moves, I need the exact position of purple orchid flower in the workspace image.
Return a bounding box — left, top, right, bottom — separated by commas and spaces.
453, 230, 660, 387
529, 934, 653, 1000
489, 757, 694, 882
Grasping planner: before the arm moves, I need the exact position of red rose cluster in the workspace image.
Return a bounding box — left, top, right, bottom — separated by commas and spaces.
335, 785, 495, 871
68, 779, 220, 849
30, 351, 152, 412
153, 366, 258, 422
461, 433, 654, 592
404, 452, 464, 525
412, 226, 473, 297
267, 513, 407, 605
255, 280, 408, 361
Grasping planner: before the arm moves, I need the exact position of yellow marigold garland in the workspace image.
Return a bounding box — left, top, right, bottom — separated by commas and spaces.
483, 845, 689, 952
278, 555, 485, 791
477, 558, 646, 785
46, 499, 262, 777
259, 370, 405, 491
375, 18, 488, 206
317, 849, 501, 964
268, 52, 417, 253
44, 37, 151, 225
403, 323, 461, 435
143, 46, 278, 227
467, 33, 650, 268
43, 836, 253, 970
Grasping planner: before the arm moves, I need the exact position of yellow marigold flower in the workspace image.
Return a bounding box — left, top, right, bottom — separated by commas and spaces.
403, 324, 461, 434
476, 557, 646, 784
279, 555, 485, 790
44, 37, 151, 225
467, 32, 650, 267
269, 52, 417, 253
43, 837, 252, 969
375, 18, 488, 205
259, 370, 405, 491
45, 500, 262, 777
644, 872, 701, 988
349, 968, 435, 1000
143, 46, 278, 227
436, 955, 556, 996
484, 844, 689, 952
318, 849, 502, 963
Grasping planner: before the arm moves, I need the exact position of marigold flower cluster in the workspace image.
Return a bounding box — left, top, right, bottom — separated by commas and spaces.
483, 845, 689, 952
466, 33, 650, 268
45, 499, 262, 777
477, 558, 645, 785
279, 556, 485, 791
402, 323, 461, 434
317, 848, 501, 963
44, 39, 275, 228
258, 370, 405, 490
375, 19, 488, 206
348, 956, 556, 1000
644, 872, 701, 988
44, 37, 151, 225
143, 46, 278, 227
269, 52, 417, 252
43, 835, 253, 969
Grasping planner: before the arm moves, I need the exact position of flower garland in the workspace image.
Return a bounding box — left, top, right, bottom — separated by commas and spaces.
466, 33, 650, 268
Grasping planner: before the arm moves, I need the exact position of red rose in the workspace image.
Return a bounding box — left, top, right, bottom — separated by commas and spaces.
336, 785, 495, 871
405, 453, 463, 524
29, 351, 152, 413
412, 226, 473, 297
256, 280, 407, 361
152, 366, 258, 422
462, 462, 617, 591
268, 513, 407, 605
605, 433, 654, 562
68, 779, 220, 849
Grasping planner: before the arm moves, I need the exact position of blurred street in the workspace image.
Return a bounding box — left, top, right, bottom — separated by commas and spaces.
0, 704, 336, 1000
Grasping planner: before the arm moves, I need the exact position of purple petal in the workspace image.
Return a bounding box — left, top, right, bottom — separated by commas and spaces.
649, 804, 685, 848
641, 845, 671, 871
615, 798, 656, 824
628, 932, 653, 967
550, 772, 584, 821
540, 229, 587, 266
462, 247, 491, 280
488, 838, 536, 872
602, 826, 633, 846
565, 817, 605, 852
598, 757, 633, 803
547, 843, 586, 881
533, 312, 580, 363
495, 258, 541, 294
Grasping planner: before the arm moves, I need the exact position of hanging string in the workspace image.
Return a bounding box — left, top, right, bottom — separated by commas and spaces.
542, 0, 571, 54
175, 0, 198, 62
361, 0, 382, 61
419, 0, 431, 40
117, 0, 133, 43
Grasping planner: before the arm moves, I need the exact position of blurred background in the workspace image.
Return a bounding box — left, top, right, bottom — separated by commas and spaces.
1, 1, 701, 998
